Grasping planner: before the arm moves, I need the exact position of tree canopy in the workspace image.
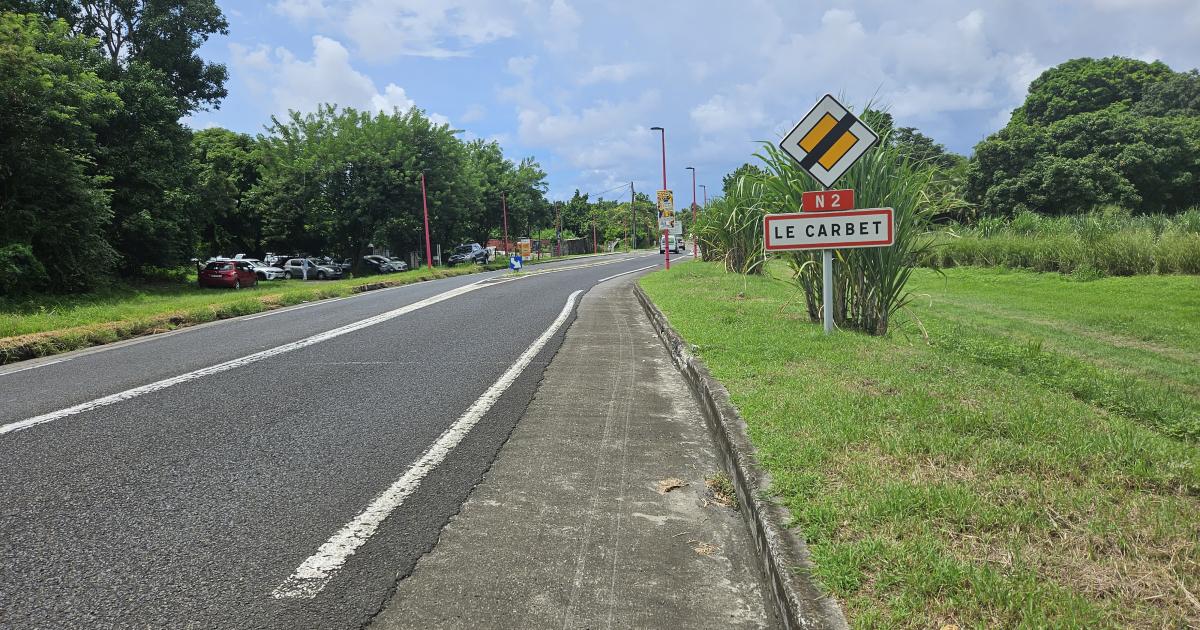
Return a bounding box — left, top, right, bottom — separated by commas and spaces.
967, 56, 1200, 215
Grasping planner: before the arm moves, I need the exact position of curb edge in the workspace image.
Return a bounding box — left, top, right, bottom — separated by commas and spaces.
633, 283, 849, 630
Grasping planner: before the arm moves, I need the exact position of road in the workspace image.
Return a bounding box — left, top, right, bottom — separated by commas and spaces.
0, 251, 685, 629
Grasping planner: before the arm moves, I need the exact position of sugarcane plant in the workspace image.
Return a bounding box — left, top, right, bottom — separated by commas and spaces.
694, 176, 769, 274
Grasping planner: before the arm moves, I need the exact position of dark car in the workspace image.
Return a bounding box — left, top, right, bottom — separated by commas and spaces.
446, 243, 489, 266
281, 258, 343, 280
362, 254, 405, 274
199, 260, 258, 289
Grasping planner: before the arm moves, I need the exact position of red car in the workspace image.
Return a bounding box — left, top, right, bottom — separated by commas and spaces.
198, 260, 258, 289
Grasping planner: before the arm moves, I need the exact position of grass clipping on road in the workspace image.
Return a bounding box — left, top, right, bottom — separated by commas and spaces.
0, 267, 482, 364
640, 262, 1199, 629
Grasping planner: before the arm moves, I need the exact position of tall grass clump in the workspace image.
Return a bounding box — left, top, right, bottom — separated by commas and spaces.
694, 177, 769, 274
924, 207, 1200, 276
753, 132, 946, 335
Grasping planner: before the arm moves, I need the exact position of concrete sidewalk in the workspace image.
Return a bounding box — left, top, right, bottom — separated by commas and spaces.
370, 273, 776, 629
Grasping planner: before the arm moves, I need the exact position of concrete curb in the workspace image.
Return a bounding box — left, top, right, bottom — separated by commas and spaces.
634, 284, 849, 630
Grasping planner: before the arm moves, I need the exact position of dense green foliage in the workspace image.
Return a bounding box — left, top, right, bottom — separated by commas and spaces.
0, 3, 554, 293
0, 12, 120, 293
921, 209, 1200, 276
968, 57, 1200, 216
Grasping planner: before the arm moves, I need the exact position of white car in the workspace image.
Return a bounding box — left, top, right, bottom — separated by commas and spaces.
242, 258, 286, 280
659, 234, 684, 254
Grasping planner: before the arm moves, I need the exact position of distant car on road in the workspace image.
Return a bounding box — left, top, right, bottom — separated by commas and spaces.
659, 234, 684, 254
199, 260, 258, 289
281, 258, 343, 280
446, 243, 489, 266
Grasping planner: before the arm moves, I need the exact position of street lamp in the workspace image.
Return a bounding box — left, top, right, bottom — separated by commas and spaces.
699, 184, 708, 207
650, 126, 668, 270
686, 166, 697, 257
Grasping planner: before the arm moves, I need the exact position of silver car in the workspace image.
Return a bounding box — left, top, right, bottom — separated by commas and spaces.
281, 258, 343, 280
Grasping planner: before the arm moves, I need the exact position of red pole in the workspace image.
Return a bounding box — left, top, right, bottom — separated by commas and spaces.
501, 192, 510, 257
421, 172, 433, 269
691, 166, 700, 258
691, 167, 697, 257
652, 126, 669, 270
593, 221, 597, 254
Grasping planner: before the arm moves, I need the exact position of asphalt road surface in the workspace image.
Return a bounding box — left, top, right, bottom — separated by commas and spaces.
0, 251, 687, 629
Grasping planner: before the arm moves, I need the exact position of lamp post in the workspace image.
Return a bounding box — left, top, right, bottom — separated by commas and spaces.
686, 166, 697, 257
650, 126, 668, 270
699, 184, 708, 207
420, 172, 432, 269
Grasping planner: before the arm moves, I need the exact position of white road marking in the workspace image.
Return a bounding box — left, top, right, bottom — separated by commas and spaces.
0, 255, 648, 434
0, 358, 66, 376
597, 265, 658, 283
0, 281, 488, 437
271, 289, 583, 599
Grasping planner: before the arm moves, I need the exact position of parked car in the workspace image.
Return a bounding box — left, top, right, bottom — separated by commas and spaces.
199, 260, 258, 289
241, 258, 285, 280
446, 243, 489, 266
659, 234, 684, 254
281, 258, 343, 280
363, 254, 407, 274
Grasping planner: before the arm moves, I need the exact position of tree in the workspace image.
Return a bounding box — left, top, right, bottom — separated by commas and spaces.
968, 56, 1200, 215
255, 105, 481, 272
9, 0, 228, 112
721, 163, 765, 197
0, 12, 120, 293
191, 128, 261, 256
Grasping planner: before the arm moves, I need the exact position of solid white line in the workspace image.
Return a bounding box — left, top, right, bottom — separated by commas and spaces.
271, 289, 583, 599
0, 281, 488, 437
0, 358, 66, 376
597, 264, 657, 283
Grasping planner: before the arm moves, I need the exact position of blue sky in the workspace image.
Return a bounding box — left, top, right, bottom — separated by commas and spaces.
187, 0, 1200, 201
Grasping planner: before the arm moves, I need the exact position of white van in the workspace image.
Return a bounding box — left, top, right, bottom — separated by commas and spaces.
659, 234, 684, 254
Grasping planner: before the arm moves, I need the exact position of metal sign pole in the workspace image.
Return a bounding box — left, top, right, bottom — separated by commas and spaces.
822, 248, 833, 334
821, 184, 833, 335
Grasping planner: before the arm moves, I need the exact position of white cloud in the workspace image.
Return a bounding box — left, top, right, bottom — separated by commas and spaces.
231, 36, 447, 122
460, 104, 486, 123
271, 0, 329, 21
578, 63, 643, 85
341, 0, 518, 60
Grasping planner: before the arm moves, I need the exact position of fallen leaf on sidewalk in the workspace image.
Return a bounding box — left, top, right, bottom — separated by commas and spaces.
688, 540, 720, 556
656, 478, 687, 494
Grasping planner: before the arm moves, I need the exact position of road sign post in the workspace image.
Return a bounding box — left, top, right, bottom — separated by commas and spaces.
658, 190, 674, 270
771, 94, 883, 335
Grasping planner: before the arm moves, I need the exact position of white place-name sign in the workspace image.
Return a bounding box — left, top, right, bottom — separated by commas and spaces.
763, 208, 893, 251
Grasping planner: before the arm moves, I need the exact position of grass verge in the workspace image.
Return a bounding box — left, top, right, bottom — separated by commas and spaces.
640, 262, 1199, 629
0, 266, 482, 364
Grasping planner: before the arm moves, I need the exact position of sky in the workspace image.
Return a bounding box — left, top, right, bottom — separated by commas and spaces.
187, 0, 1200, 201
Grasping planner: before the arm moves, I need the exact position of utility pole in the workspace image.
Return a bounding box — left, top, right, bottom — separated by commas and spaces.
650, 126, 668, 270
630, 181, 636, 250
421, 172, 432, 269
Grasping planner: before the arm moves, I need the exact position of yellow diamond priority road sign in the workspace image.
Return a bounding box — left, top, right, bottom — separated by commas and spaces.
779, 94, 879, 189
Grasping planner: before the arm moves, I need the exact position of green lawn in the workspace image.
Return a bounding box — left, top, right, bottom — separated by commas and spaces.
640, 263, 1199, 629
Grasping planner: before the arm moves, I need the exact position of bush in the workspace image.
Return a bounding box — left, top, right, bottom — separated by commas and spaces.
0, 244, 50, 295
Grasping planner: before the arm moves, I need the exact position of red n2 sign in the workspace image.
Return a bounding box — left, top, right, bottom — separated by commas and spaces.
802, 189, 854, 212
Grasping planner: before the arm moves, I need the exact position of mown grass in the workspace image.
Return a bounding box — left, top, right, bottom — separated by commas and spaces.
640, 262, 1199, 629
0, 267, 482, 363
